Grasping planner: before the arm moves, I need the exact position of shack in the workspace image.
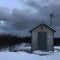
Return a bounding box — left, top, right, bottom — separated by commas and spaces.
30, 22, 56, 51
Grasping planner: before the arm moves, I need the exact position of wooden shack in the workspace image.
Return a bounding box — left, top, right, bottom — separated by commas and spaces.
30, 22, 56, 51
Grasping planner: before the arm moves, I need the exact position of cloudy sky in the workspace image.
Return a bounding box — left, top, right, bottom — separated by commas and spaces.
0, 0, 60, 37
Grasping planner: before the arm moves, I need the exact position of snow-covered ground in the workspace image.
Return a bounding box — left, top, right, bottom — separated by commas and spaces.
9, 43, 31, 52
54, 46, 60, 50
0, 46, 60, 60
0, 50, 60, 60
33, 50, 53, 55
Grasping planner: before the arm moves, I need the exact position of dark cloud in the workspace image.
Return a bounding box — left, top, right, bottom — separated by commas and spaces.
0, 0, 60, 36
26, 0, 60, 26
0, 7, 39, 31
0, 7, 11, 20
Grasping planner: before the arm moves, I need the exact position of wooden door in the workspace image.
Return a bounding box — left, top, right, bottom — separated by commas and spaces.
38, 32, 47, 51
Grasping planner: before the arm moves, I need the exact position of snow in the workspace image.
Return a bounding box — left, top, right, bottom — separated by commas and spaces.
33, 50, 53, 55
14, 43, 31, 50
0, 46, 60, 60
14, 43, 31, 51
33, 46, 60, 55
54, 46, 60, 50
54, 46, 60, 52
0, 50, 60, 60
16, 47, 31, 51
9, 43, 31, 52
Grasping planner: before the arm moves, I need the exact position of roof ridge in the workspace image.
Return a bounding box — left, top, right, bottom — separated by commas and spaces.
29, 21, 56, 32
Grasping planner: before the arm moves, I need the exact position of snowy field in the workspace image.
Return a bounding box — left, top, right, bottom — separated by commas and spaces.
0, 50, 60, 60
0, 46, 60, 60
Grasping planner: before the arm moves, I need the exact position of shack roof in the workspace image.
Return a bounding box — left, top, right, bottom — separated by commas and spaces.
29, 21, 56, 32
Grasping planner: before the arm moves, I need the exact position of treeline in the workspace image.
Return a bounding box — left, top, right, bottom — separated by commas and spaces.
0, 34, 31, 48
54, 38, 60, 46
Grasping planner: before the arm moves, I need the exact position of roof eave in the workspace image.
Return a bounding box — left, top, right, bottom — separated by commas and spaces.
29, 25, 56, 33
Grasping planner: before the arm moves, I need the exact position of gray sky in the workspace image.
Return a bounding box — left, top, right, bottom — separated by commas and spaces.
0, 0, 60, 37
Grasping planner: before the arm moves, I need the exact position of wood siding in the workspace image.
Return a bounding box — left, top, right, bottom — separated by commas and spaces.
32, 24, 54, 51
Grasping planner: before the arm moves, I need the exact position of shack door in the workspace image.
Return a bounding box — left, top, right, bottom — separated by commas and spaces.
38, 32, 47, 51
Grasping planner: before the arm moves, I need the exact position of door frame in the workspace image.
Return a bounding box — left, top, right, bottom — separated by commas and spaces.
37, 31, 47, 51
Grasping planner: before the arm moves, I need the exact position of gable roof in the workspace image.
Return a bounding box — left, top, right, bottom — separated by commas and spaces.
29, 21, 56, 32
